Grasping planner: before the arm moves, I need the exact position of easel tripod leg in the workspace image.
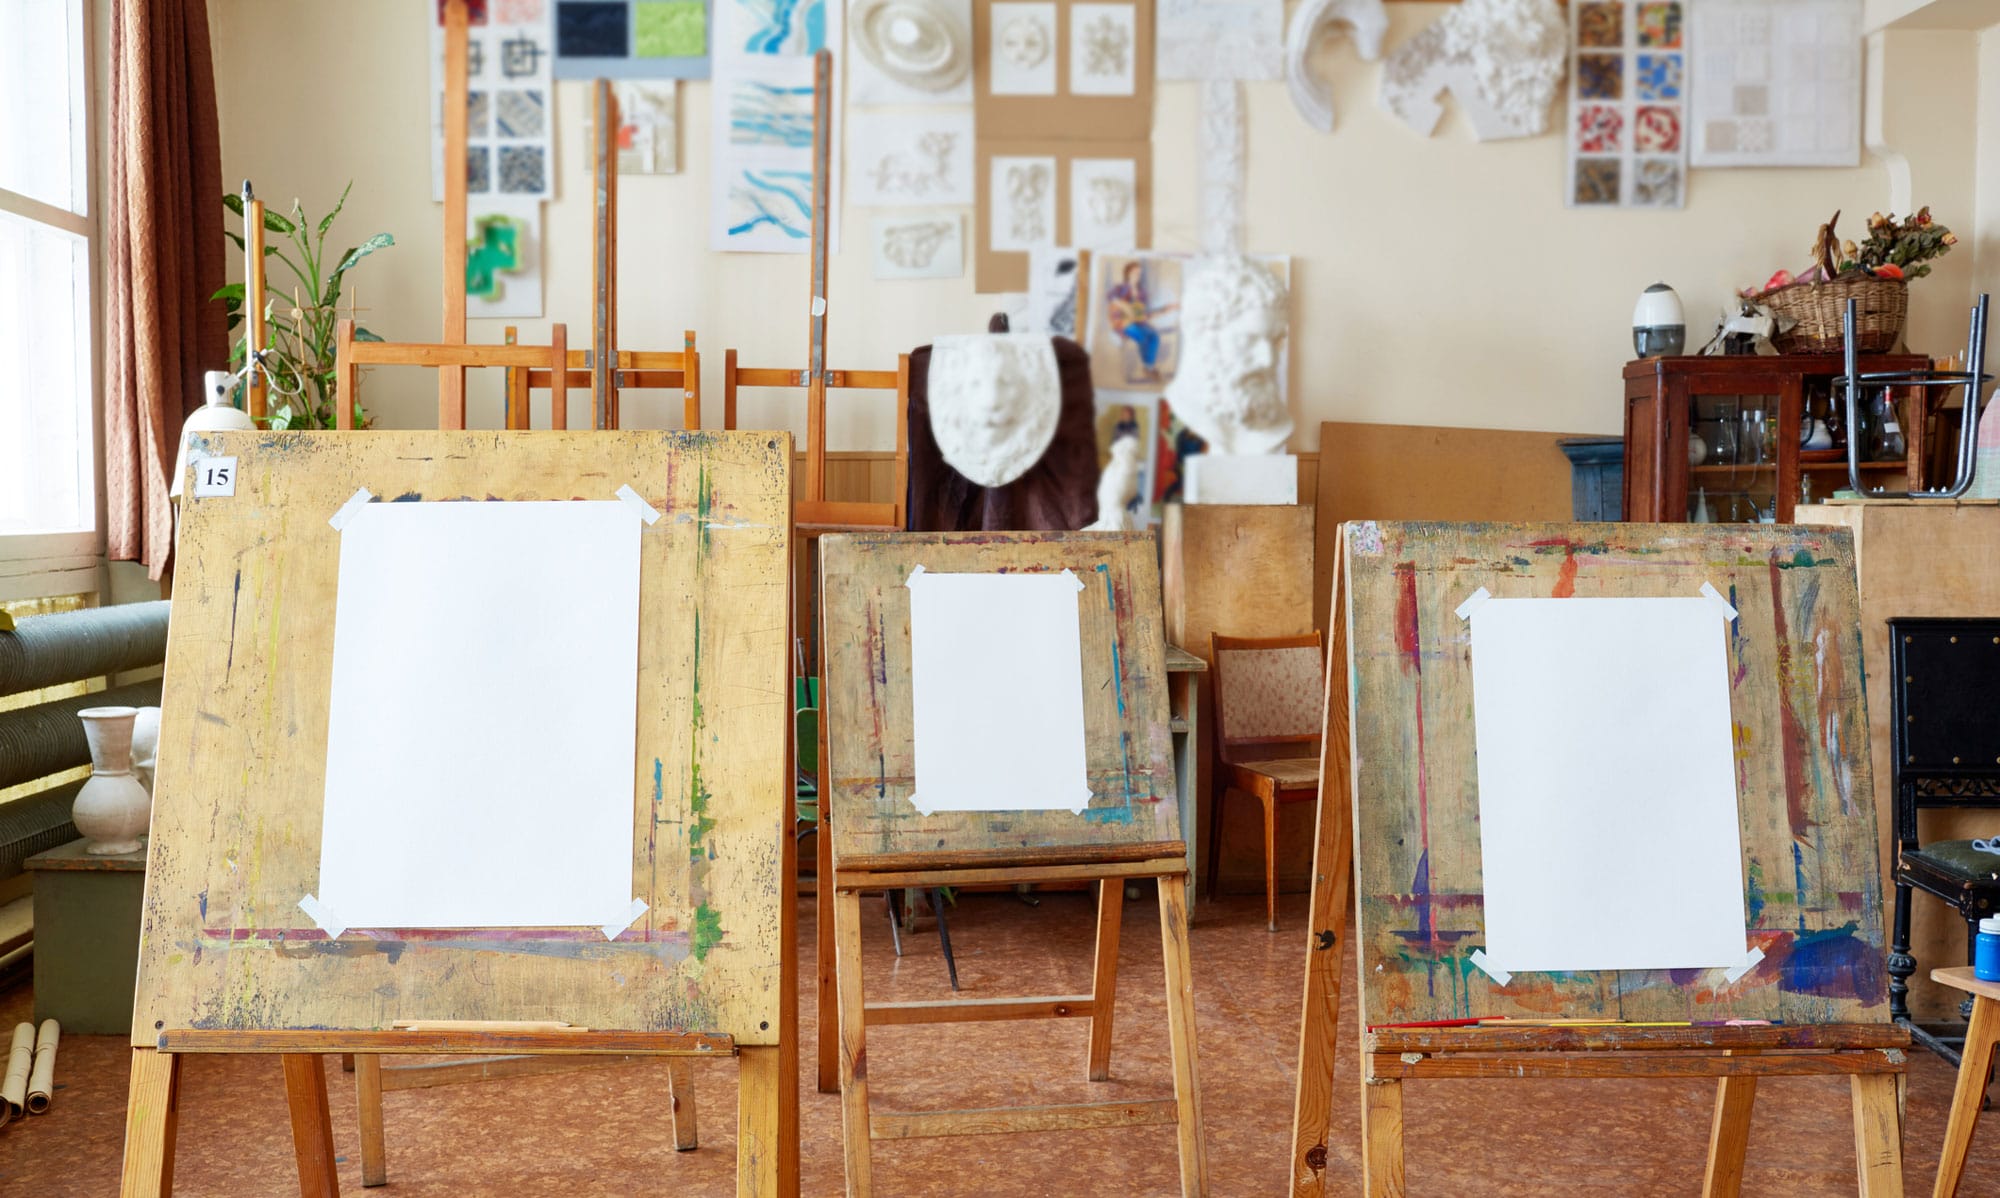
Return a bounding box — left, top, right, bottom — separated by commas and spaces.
1851, 1071, 1903, 1198
736, 1046, 783, 1197
1360, 1078, 1404, 1198
355, 1054, 387, 1186
1933, 997, 1999, 1197
816, 714, 839, 1094
121, 1047, 181, 1198
1701, 1076, 1757, 1198
281, 1053, 341, 1198
1087, 877, 1125, 1081
834, 887, 874, 1198
1157, 874, 1209, 1197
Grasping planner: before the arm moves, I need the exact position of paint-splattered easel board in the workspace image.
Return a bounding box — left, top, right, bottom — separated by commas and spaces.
135, 429, 792, 1043
818, 531, 1180, 870
1346, 521, 1887, 1028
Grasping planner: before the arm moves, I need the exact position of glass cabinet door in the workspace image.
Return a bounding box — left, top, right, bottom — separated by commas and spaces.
1685, 391, 1781, 524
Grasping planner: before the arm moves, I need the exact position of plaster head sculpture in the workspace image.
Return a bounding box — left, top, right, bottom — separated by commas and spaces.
1285, 0, 1388, 133
927, 334, 1063, 486
851, 0, 973, 92
1162, 256, 1292, 454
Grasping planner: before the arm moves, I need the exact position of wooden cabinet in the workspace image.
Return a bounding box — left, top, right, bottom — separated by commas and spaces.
1623, 354, 1932, 524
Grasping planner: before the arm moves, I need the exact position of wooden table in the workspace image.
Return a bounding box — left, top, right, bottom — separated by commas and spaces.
1930, 965, 2000, 1196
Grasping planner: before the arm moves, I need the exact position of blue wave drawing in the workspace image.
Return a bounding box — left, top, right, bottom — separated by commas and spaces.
729, 82, 816, 148
727, 170, 813, 240
737, 0, 826, 54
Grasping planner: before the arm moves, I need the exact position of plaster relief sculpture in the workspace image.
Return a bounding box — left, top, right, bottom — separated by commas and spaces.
1380, 0, 1565, 141
991, 2, 1058, 94
1163, 256, 1292, 454
1284, 0, 1387, 132
1199, 78, 1245, 253
927, 334, 1064, 486
851, 0, 973, 92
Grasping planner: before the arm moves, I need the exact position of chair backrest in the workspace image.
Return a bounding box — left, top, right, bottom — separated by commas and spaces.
1889, 616, 2000, 851
1210, 632, 1324, 764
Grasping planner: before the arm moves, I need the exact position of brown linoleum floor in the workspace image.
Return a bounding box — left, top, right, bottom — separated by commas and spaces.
0, 887, 1995, 1196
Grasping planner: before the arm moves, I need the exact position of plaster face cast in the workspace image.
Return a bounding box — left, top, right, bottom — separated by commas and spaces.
927, 334, 1063, 486
1163, 256, 1292, 454
852, 0, 973, 91
1285, 0, 1387, 132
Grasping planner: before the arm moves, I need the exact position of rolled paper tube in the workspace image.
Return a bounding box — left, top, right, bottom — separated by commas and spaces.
0, 1022, 31, 1121
26, 1020, 57, 1114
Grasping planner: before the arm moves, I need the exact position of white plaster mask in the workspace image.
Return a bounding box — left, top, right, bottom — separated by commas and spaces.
927, 334, 1063, 487
1163, 256, 1292, 454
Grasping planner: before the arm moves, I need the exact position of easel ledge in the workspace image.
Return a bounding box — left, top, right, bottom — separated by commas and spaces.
154, 1029, 736, 1054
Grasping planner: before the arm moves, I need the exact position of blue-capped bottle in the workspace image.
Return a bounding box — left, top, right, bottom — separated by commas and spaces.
1977, 915, 2000, 982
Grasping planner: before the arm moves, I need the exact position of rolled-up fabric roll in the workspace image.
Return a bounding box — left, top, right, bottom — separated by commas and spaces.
0, 1021, 31, 1125
26, 1020, 57, 1114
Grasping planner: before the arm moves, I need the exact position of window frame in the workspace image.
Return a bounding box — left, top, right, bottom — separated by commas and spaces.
0, 0, 105, 601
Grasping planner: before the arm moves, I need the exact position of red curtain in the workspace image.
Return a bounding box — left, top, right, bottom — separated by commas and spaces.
103, 0, 225, 580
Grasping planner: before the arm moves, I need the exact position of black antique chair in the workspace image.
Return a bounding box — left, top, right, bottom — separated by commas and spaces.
1887, 617, 2000, 1063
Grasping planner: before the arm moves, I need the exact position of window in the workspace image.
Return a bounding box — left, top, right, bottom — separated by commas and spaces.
0, 0, 100, 600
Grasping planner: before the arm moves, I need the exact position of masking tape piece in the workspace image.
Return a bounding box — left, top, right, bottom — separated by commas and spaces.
812, 296, 828, 317
1468, 948, 1511, 986
615, 484, 662, 526
1699, 582, 1739, 621
1455, 587, 1493, 621
1723, 945, 1765, 984
1062, 567, 1084, 592
327, 488, 375, 531
905, 564, 927, 587
298, 895, 349, 939
602, 897, 649, 940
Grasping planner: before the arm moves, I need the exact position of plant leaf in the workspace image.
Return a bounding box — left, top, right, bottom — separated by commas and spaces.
263, 208, 296, 234
222, 193, 244, 217
211, 283, 246, 302
225, 230, 245, 252
352, 327, 386, 343
331, 233, 394, 277
317, 181, 354, 237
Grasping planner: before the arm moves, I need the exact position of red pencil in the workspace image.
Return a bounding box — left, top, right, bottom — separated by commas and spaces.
1365, 1017, 1493, 1030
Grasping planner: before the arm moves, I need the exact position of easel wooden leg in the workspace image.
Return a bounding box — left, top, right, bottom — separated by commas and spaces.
282, 1054, 341, 1198
355, 1054, 387, 1186
1157, 874, 1208, 1198
121, 1047, 181, 1198
668, 1058, 700, 1151
834, 887, 874, 1198
1934, 997, 1999, 1197
1852, 1072, 1904, 1198
736, 1046, 782, 1197
1262, 793, 1278, 933
1289, 650, 1353, 1198
817, 722, 839, 1095
1360, 1078, 1404, 1198
1086, 877, 1125, 1081
1701, 1076, 1756, 1197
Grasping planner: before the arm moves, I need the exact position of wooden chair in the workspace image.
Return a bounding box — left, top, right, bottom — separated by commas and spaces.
1885, 616, 2000, 1064
1206, 632, 1324, 932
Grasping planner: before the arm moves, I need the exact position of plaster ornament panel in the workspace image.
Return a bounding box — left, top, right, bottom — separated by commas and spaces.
871, 211, 965, 279
1157, 0, 1282, 82
1069, 158, 1138, 251
848, 109, 977, 206
1162, 256, 1292, 454
1070, 3, 1137, 96
990, 155, 1057, 250
1285, 0, 1387, 132
927, 334, 1064, 486
1380, 0, 1566, 141
1198, 78, 1245, 254
990, 2, 1058, 94
851, 0, 973, 95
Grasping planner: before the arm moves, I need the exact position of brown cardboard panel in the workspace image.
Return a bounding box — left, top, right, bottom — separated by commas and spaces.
974, 0, 1153, 141
974, 138, 1151, 293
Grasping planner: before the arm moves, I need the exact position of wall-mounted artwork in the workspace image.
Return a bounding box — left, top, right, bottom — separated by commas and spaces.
580, 79, 681, 173
1068, 157, 1136, 251
1566, 0, 1687, 208
1156, 0, 1281, 81
1689, 0, 1860, 168
989, 2, 1059, 94
709, 0, 841, 250
849, 0, 974, 103
974, 139, 1149, 291
465, 196, 545, 318
975, 0, 1152, 139
553, 0, 711, 79
430, 4, 555, 201
1379, 0, 1565, 142
1069, 3, 1136, 96
1086, 252, 1183, 390
848, 110, 976, 206
870, 210, 965, 278
1152, 396, 1206, 513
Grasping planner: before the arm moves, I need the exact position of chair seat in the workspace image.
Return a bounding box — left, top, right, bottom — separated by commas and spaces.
1233, 757, 1320, 792
1901, 840, 2000, 887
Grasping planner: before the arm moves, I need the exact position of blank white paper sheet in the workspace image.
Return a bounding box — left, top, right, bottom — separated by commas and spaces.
1468, 595, 1749, 974
314, 500, 643, 932
906, 568, 1092, 815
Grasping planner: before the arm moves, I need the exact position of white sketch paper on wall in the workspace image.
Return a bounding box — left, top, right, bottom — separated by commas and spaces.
1379, 0, 1566, 142
1157, 0, 1282, 81
1070, 3, 1137, 96
989, 2, 1058, 95
1068, 158, 1136, 251
871, 211, 965, 279
989, 155, 1057, 251
850, 0, 974, 104
709, 0, 843, 251
1690, 0, 1861, 168
465, 196, 545, 320
581, 80, 681, 173
847, 110, 976, 205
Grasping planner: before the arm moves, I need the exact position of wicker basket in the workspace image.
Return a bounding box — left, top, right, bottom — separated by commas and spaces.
1756, 275, 1908, 354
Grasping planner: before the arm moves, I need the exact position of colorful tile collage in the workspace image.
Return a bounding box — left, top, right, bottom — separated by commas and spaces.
551, 0, 712, 80
1567, 0, 1687, 209
430, 0, 557, 201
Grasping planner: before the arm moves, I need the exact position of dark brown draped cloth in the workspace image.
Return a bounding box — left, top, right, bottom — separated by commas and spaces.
104, 0, 225, 579
904, 337, 1100, 532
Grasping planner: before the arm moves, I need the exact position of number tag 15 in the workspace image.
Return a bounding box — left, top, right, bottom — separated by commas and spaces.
192, 456, 238, 498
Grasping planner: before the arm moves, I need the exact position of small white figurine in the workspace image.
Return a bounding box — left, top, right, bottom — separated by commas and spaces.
1085, 433, 1143, 532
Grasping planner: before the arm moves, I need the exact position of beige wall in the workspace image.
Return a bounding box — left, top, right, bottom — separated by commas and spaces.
209, 1, 1985, 451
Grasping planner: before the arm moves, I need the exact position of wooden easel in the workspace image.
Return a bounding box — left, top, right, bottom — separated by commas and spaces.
1288, 522, 1909, 1197
817, 530, 1207, 1196
121, 427, 797, 1198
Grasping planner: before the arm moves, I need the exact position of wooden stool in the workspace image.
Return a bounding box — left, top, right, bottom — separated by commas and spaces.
1930, 966, 2000, 1196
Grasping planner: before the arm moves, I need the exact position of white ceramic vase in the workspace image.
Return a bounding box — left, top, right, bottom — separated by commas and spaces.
131, 705, 161, 793
73, 706, 151, 855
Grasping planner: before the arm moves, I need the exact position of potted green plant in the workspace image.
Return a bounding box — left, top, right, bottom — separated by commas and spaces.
214, 183, 393, 428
